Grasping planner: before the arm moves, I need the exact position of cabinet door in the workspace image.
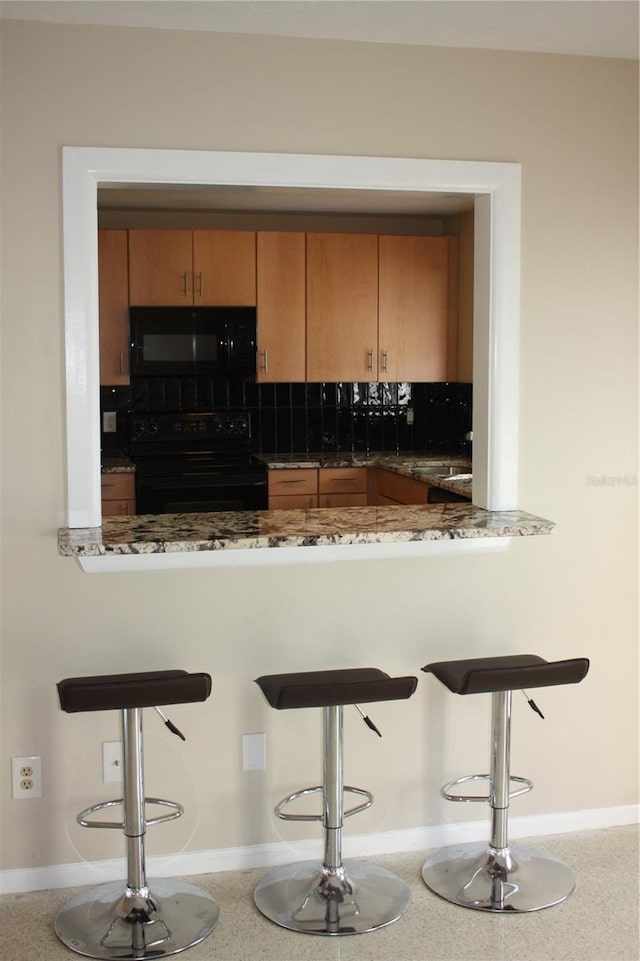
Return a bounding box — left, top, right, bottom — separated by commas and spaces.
319, 493, 368, 508
98, 229, 129, 385
378, 235, 451, 382
257, 232, 306, 382
306, 233, 378, 382
376, 469, 427, 505
269, 494, 318, 510
128, 230, 193, 305
193, 230, 256, 305
101, 474, 136, 516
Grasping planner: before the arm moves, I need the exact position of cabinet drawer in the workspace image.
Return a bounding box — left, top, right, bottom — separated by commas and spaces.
269, 494, 318, 510
101, 473, 135, 500
319, 493, 368, 509
268, 469, 318, 496
102, 499, 135, 517
318, 467, 367, 494
376, 469, 427, 505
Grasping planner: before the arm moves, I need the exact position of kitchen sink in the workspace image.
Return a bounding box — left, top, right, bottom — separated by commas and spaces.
413, 465, 470, 476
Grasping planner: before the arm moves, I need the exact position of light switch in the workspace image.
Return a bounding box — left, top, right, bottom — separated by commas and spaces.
242, 733, 266, 771
103, 411, 117, 433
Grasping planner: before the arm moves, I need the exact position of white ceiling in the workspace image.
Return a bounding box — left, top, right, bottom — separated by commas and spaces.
1, 0, 638, 60
98, 184, 476, 217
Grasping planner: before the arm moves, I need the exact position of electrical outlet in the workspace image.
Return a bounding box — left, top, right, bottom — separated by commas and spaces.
12, 756, 42, 799
406, 408, 414, 425
242, 733, 266, 771
102, 741, 123, 782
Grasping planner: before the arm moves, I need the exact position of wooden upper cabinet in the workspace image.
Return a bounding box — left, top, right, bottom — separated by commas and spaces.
128, 230, 193, 305
193, 230, 256, 306
306, 233, 379, 383
98, 229, 130, 385
378, 235, 455, 382
256, 232, 305, 382
128, 229, 256, 306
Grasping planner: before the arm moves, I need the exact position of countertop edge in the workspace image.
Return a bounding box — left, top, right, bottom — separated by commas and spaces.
59, 506, 556, 558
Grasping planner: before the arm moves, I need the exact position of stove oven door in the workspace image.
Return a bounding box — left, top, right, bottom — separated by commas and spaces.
135, 461, 267, 515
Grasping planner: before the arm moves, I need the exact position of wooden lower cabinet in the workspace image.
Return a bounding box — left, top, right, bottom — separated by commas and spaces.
373, 468, 428, 506
268, 468, 317, 509
320, 493, 368, 508
268, 466, 368, 510
318, 467, 367, 508
269, 493, 319, 510
101, 473, 136, 517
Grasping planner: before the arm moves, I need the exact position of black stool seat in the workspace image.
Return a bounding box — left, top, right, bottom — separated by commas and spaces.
57, 669, 212, 713
255, 667, 417, 710
422, 654, 589, 695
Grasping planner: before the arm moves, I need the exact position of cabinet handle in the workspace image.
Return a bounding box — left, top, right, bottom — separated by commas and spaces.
259, 349, 268, 372
197, 272, 204, 297
333, 478, 357, 484
182, 272, 189, 295
381, 350, 388, 373
280, 479, 306, 486
119, 351, 125, 376
367, 349, 373, 371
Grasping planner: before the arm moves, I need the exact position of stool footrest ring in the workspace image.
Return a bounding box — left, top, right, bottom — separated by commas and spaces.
77, 796, 184, 829
441, 774, 533, 803
275, 785, 373, 822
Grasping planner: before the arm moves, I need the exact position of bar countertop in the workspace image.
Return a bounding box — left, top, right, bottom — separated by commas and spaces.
59, 503, 555, 558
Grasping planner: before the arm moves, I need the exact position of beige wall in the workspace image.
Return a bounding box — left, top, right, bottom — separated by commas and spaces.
1, 21, 637, 874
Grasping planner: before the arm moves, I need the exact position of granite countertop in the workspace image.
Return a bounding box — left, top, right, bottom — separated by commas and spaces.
59, 503, 554, 557
69, 451, 552, 560
260, 451, 472, 498
260, 451, 469, 470
102, 457, 135, 474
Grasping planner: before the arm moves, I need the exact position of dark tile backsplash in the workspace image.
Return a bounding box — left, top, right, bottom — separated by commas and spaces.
117, 377, 472, 457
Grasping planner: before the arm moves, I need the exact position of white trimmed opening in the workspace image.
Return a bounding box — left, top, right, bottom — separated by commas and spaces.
61, 149, 521, 558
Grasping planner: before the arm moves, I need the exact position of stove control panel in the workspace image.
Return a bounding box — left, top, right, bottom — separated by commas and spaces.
131, 412, 250, 442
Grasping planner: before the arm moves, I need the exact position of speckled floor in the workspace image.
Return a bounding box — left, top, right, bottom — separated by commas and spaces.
2, 826, 637, 961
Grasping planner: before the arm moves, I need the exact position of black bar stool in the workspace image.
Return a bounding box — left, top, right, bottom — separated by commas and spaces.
54, 670, 219, 960
421, 654, 589, 913
253, 667, 418, 936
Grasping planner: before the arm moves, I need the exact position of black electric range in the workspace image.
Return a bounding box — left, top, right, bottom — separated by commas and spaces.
130, 411, 267, 515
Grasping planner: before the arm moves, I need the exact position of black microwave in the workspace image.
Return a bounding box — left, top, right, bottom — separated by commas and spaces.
129, 306, 257, 378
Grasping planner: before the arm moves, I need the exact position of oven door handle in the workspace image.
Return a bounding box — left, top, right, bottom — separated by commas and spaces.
139, 474, 267, 487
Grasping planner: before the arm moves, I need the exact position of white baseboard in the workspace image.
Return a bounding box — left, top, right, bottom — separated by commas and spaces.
2, 804, 637, 895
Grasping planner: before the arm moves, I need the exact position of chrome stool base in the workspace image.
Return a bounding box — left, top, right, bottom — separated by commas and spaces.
254, 858, 411, 936
421, 841, 575, 913
54, 877, 219, 959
